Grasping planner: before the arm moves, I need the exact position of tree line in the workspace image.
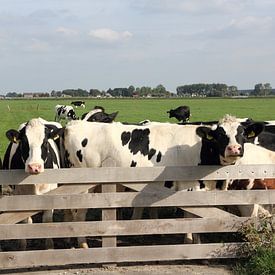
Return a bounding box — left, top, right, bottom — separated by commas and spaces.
4, 83, 273, 98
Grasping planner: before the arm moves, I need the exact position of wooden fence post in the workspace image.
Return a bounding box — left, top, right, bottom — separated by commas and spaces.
101, 183, 117, 265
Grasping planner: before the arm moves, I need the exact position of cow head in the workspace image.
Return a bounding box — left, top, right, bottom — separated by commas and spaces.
67, 109, 77, 120
6, 119, 60, 174
82, 108, 118, 123
196, 115, 264, 165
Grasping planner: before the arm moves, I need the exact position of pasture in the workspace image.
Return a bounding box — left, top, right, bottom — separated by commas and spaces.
0, 97, 275, 157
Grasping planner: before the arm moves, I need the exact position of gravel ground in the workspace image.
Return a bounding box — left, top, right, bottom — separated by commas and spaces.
0, 262, 233, 275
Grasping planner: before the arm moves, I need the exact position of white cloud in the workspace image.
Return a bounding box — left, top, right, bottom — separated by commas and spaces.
56, 26, 78, 36
26, 38, 50, 52
88, 28, 133, 42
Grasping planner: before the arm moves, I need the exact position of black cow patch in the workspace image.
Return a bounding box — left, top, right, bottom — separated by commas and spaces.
76, 150, 83, 162
148, 148, 156, 160
130, 160, 137, 167
164, 181, 174, 188
216, 180, 224, 190
199, 181, 205, 189
128, 128, 150, 156
121, 131, 131, 146
82, 138, 88, 147
65, 150, 72, 168
156, 151, 162, 162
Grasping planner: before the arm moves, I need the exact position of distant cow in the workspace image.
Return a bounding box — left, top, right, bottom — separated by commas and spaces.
71, 101, 85, 108
55, 105, 77, 122
81, 106, 118, 123
167, 106, 190, 123
3, 118, 63, 249
52, 114, 264, 248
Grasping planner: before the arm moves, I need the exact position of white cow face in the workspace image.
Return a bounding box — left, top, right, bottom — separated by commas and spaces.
196, 115, 264, 165
6, 119, 60, 174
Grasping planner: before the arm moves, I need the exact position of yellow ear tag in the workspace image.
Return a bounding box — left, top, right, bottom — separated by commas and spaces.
13, 137, 19, 144
53, 134, 59, 141
206, 134, 213, 140
248, 131, 255, 138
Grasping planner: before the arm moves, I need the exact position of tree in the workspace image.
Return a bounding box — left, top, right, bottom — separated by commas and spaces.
89, 89, 102, 97
226, 86, 239, 97
251, 83, 272, 96
6, 92, 22, 97
252, 83, 265, 96
263, 83, 272, 96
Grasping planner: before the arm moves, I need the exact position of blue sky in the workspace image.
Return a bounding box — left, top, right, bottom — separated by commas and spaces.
0, 0, 274, 93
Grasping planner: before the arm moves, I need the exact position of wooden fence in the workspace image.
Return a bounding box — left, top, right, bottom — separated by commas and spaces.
0, 164, 274, 269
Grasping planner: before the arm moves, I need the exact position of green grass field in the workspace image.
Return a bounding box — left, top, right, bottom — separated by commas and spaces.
0, 97, 275, 158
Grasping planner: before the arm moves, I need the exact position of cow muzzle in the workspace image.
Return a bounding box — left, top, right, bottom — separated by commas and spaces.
225, 144, 242, 157
27, 163, 44, 174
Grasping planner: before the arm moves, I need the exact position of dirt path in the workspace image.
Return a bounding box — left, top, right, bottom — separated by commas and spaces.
1, 263, 233, 275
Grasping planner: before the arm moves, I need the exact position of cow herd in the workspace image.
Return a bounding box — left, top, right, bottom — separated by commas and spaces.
0, 103, 274, 250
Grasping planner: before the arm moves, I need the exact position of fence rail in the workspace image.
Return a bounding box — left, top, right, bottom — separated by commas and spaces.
0, 165, 274, 269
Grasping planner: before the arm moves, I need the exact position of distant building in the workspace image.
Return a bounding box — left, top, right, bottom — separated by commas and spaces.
23, 93, 34, 98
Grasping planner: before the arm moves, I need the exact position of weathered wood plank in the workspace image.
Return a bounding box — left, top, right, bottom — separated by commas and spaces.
1, 165, 275, 185
182, 207, 238, 218
102, 183, 117, 248
0, 217, 250, 240
0, 184, 96, 224
0, 243, 246, 269
1, 190, 274, 212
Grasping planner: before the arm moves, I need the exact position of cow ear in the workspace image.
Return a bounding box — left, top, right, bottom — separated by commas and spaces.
196, 126, 214, 140
244, 123, 265, 138
109, 111, 118, 121
6, 129, 20, 143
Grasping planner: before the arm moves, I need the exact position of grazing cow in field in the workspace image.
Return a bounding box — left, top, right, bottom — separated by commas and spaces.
3, 118, 63, 249
52, 114, 264, 248
55, 105, 77, 122
71, 101, 85, 108
81, 106, 118, 123
167, 106, 191, 123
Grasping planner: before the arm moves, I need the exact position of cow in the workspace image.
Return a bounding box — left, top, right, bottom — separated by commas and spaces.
229, 178, 275, 190
71, 101, 85, 108
226, 143, 275, 217
52, 114, 264, 248
55, 105, 77, 122
167, 106, 191, 123
245, 120, 275, 152
3, 118, 63, 250
81, 106, 118, 123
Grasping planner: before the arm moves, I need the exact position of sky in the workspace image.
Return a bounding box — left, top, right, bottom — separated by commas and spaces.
0, 0, 275, 94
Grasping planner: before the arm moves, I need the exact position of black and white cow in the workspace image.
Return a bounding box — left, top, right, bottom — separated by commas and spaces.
167, 106, 191, 123
55, 105, 77, 122
3, 118, 63, 249
71, 101, 85, 108
227, 142, 275, 217
244, 120, 275, 152
81, 106, 118, 123
53, 114, 264, 248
